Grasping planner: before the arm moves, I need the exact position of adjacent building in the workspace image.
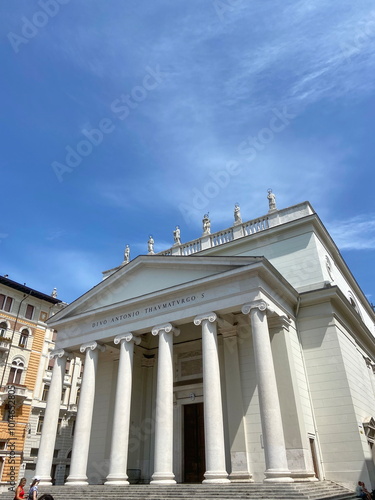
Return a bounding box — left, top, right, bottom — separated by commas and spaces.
35, 198, 375, 491
0, 277, 61, 490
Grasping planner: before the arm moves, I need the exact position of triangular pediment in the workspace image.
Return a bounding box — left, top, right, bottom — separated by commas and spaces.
50, 255, 263, 323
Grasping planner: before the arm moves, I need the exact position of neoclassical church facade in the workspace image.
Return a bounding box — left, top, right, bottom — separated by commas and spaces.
36, 198, 375, 491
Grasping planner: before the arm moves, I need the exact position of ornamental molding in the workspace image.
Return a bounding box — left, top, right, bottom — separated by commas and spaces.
49, 348, 66, 359
151, 323, 180, 337
114, 333, 141, 346
194, 312, 217, 326
80, 341, 106, 354
268, 315, 292, 332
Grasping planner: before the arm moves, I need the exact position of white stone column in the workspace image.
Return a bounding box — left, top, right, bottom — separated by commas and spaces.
65, 341, 105, 486
242, 301, 293, 482
221, 327, 252, 481
35, 349, 66, 485
150, 323, 179, 484
105, 333, 141, 485
194, 312, 229, 483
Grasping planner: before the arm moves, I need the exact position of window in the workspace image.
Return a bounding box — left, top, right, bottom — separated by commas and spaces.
41, 384, 49, 402
0, 321, 7, 336
30, 448, 38, 457
65, 359, 71, 374
36, 416, 44, 434
25, 304, 34, 320
47, 358, 55, 371
61, 388, 66, 404
7, 358, 24, 384
19, 329, 29, 348
0, 294, 13, 313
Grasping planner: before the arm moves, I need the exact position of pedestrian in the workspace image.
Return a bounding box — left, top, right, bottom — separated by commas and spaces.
28, 477, 40, 500
14, 477, 26, 500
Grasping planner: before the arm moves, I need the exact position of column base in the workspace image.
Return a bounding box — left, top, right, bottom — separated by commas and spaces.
104, 475, 130, 486
65, 476, 89, 486
150, 472, 176, 484
264, 469, 294, 482
38, 480, 53, 487
203, 470, 230, 483
290, 471, 318, 482
229, 471, 254, 482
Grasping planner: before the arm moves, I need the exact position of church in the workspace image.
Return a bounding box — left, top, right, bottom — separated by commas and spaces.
35, 195, 375, 491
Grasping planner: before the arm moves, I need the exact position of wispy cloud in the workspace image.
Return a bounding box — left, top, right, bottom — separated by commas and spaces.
328, 215, 375, 250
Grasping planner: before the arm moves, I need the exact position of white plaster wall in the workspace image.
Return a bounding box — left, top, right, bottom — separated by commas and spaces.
314, 235, 374, 334
212, 231, 325, 292
336, 322, 375, 488
299, 304, 373, 489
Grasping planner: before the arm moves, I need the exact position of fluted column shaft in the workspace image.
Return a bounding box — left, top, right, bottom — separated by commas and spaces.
105, 333, 141, 485
151, 323, 179, 484
36, 349, 66, 485
242, 301, 293, 482
66, 341, 105, 486
194, 313, 229, 483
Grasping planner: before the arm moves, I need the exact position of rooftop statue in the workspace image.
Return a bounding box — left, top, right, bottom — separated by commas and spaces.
124, 244, 130, 264
267, 189, 277, 212
51, 288, 57, 298
202, 213, 211, 235
173, 226, 181, 245
148, 235, 155, 254
234, 203, 242, 225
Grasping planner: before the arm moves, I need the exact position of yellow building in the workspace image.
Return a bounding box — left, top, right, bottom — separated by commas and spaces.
0, 276, 61, 493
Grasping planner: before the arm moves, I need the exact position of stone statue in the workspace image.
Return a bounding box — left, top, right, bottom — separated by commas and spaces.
234, 203, 242, 225
124, 244, 130, 264
148, 235, 154, 254
202, 213, 211, 235
267, 189, 277, 212
51, 288, 58, 298
173, 226, 181, 245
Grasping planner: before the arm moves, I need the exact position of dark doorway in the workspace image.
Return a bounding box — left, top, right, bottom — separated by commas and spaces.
183, 402, 205, 483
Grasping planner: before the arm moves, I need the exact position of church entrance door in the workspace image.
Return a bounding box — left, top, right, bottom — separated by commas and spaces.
183, 402, 205, 483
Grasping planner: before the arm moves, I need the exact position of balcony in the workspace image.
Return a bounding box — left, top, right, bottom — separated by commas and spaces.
0, 383, 29, 405
0, 336, 11, 352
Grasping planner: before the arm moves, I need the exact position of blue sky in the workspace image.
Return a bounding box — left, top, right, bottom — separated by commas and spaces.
1, 0, 374, 305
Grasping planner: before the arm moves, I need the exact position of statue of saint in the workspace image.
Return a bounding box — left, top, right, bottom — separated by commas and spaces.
234, 203, 242, 225
267, 189, 277, 212
51, 288, 57, 298
148, 235, 154, 254
202, 213, 211, 235
173, 226, 181, 245
124, 244, 130, 264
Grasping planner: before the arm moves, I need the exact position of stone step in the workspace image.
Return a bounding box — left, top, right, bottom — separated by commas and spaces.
0, 481, 358, 500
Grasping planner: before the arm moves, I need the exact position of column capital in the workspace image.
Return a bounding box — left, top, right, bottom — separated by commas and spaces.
114, 333, 141, 346
80, 341, 106, 354
241, 300, 270, 315
194, 312, 217, 325
49, 348, 66, 360
152, 323, 180, 337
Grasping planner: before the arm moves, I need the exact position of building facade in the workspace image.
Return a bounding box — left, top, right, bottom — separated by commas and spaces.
0, 277, 61, 491
35, 199, 375, 491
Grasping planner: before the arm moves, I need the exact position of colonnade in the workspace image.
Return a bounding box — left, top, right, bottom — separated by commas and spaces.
35, 300, 293, 485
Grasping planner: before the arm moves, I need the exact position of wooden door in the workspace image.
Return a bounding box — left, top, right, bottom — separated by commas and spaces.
183, 403, 205, 483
